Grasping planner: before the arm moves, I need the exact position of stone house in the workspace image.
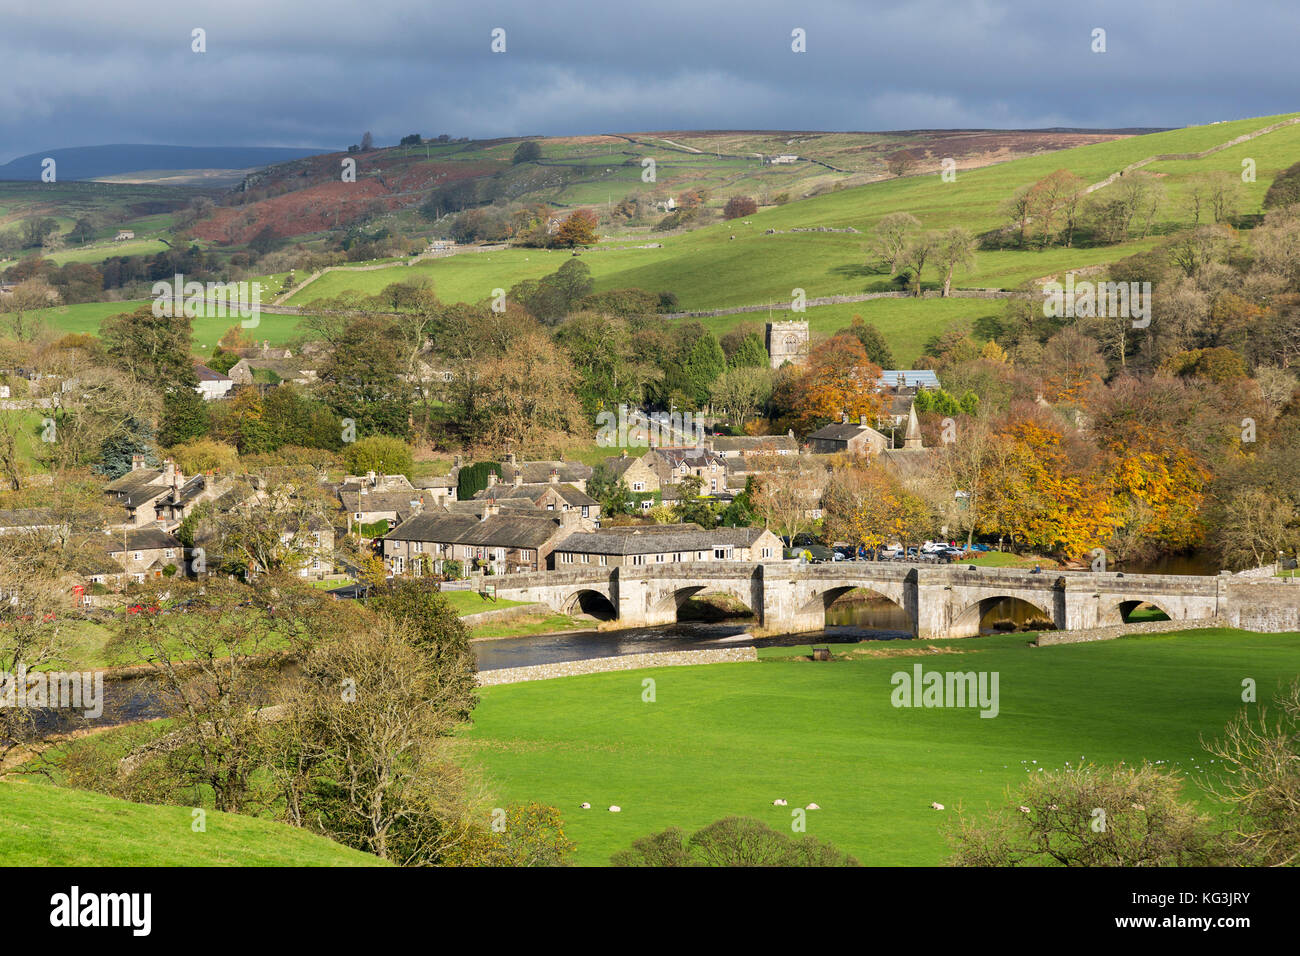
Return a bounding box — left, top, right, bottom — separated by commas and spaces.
550, 524, 783, 569
104, 458, 229, 530
102, 528, 185, 583
496, 454, 592, 492
645, 447, 729, 495
381, 507, 579, 576
602, 451, 661, 496
807, 415, 891, 457
475, 475, 601, 527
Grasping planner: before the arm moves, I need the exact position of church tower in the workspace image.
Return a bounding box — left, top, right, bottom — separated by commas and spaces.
766, 320, 809, 369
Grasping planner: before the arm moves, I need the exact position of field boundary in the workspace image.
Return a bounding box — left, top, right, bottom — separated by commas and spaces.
478, 646, 757, 685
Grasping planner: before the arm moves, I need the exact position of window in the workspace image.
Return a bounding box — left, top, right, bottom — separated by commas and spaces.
520, 550, 532, 561
547, 504, 554, 510
581, 553, 590, 563
632, 554, 646, 566
132, 552, 142, 561
560, 553, 574, 564
640, 500, 652, 511
714, 548, 727, 560
355, 513, 363, 520
761, 547, 772, 559
164, 549, 174, 558
632, 482, 645, 492
599, 555, 608, 566
581, 506, 589, 518
655, 553, 665, 563
413, 542, 423, 553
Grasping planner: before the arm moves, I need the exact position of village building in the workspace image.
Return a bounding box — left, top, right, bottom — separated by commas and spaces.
102, 528, 185, 583
644, 447, 730, 494
807, 414, 892, 457
551, 524, 783, 569
0, 508, 64, 539
381, 508, 578, 576
766, 320, 810, 369
194, 363, 234, 401
227, 356, 317, 386
707, 433, 799, 460
496, 454, 592, 492
474, 476, 601, 527
103, 458, 229, 530
601, 451, 661, 496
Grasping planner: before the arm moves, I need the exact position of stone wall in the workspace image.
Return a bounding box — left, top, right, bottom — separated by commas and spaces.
1034, 618, 1228, 646
477, 646, 758, 685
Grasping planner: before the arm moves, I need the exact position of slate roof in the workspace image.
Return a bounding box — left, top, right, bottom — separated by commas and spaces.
103, 528, 184, 553
194, 363, 231, 382
498, 460, 592, 484
552, 523, 767, 556
807, 422, 871, 442
476, 482, 597, 507
383, 513, 565, 549
0, 508, 57, 528
709, 435, 798, 454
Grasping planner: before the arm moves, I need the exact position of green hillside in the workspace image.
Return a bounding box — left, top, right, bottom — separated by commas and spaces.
0, 778, 384, 866
279, 112, 1300, 363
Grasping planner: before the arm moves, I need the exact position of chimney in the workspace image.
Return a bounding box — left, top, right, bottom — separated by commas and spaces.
513, 472, 523, 487
366, 470, 376, 487
163, 459, 177, 486
859, 414, 867, 426
549, 468, 559, 484
453, 454, 463, 469
841, 411, 849, 424
131, 454, 145, 472
506, 452, 517, 465
487, 472, 498, 488
481, 499, 498, 519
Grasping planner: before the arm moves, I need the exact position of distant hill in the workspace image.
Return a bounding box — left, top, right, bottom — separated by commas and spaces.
0, 144, 332, 182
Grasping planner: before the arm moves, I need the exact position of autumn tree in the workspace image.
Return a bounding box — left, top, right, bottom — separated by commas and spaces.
777, 333, 884, 435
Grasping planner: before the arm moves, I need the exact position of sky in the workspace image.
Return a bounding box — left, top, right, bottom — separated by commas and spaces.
2, 0, 1297, 162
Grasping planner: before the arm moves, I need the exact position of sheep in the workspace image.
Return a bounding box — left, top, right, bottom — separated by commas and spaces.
580, 802, 591, 810
608, 805, 621, 813
805, 803, 820, 810
772, 799, 788, 806
930, 802, 945, 811
1018, 805, 1032, 813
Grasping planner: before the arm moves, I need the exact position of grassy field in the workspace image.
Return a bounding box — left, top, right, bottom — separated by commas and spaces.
456, 628, 1300, 865
441, 590, 528, 615
0, 777, 383, 866
23, 298, 307, 352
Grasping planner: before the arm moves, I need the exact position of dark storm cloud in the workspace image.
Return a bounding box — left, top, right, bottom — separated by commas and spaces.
1, 0, 1296, 160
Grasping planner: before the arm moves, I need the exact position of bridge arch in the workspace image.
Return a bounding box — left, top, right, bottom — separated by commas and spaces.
797, 585, 915, 632
648, 583, 758, 621
951, 594, 1056, 637
561, 589, 617, 621
1115, 598, 1171, 623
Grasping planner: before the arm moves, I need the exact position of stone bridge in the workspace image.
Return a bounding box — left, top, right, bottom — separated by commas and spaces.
455, 562, 1299, 638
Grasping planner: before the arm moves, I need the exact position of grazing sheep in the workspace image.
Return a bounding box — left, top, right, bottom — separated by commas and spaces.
608, 805, 621, 813
1018, 805, 1032, 813
930, 802, 945, 811
805, 803, 820, 810
580, 802, 591, 810
772, 799, 788, 806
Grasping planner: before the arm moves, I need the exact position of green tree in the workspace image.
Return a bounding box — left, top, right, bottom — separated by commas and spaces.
159, 386, 211, 447
512, 141, 542, 164
342, 435, 415, 478
839, 317, 895, 369
729, 332, 770, 369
